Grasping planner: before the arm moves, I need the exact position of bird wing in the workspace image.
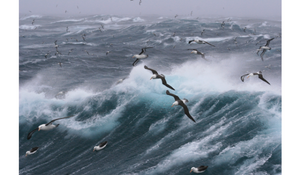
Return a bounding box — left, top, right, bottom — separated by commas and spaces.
99, 141, 108, 147
197, 165, 208, 171
179, 101, 196, 123
30, 147, 39, 152
258, 74, 271, 85
45, 115, 74, 126
132, 58, 140, 66
166, 90, 180, 101
144, 65, 158, 74
27, 128, 39, 140
161, 77, 175, 90
139, 47, 153, 55
139, 49, 145, 55
265, 38, 274, 46
204, 41, 215, 47
188, 40, 194, 44
240, 73, 249, 82
260, 50, 266, 61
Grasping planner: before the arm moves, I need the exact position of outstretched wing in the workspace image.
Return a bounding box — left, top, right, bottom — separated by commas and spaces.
179, 101, 196, 123
265, 38, 274, 47
166, 90, 180, 101
45, 115, 74, 126
27, 128, 38, 140
132, 58, 140, 66
144, 65, 158, 74
240, 73, 249, 82
260, 50, 266, 61
188, 40, 194, 44
161, 77, 175, 91
258, 74, 271, 85
139, 47, 153, 55
204, 41, 215, 47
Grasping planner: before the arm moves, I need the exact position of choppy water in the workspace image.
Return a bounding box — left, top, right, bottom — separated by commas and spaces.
19, 14, 281, 175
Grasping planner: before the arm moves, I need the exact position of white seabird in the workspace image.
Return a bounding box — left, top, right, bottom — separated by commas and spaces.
132, 47, 153, 66
26, 147, 39, 156
187, 49, 206, 60
256, 38, 274, 61
93, 141, 108, 151
188, 39, 215, 47
240, 71, 270, 85
166, 90, 196, 123
144, 65, 175, 90
190, 165, 208, 173
27, 115, 75, 140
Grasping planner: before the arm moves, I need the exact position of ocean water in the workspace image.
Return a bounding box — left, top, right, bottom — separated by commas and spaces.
19, 14, 281, 175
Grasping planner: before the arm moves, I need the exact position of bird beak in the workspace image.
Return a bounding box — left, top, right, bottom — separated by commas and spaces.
25, 154, 27, 157
38, 128, 40, 131
247, 76, 250, 79
93, 149, 95, 152
171, 104, 174, 107
150, 77, 152, 80
190, 170, 192, 173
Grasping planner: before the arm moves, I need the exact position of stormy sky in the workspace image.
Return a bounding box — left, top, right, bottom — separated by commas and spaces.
19, 0, 281, 20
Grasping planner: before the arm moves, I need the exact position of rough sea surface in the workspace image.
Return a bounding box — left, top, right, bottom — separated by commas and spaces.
19, 14, 281, 175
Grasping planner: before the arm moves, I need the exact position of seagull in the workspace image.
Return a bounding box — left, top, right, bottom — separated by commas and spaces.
84, 50, 89, 55
166, 90, 196, 123
190, 165, 208, 173
132, 47, 153, 66
44, 52, 51, 58
106, 51, 110, 55
66, 26, 69, 32
174, 14, 178, 18
32, 19, 35, 25
139, 0, 142, 5
68, 49, 73, 55
243, 27, 247, 32
200, 29, 205, 36
54, 40, 59, 50
93, 141, 108, 151
221, 21, 225, 28
188, 39, 215, 47
82, 36, 86, 41
256, 38, 274, 61
26, 147, 39, 156
144, 65, 175, 90
27, 115, 75, 140
187, 49, 206, 60
240, 71, 270, 85
58, 62, 62, 67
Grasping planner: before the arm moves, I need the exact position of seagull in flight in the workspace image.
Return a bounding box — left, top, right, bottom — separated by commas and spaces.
256, 38, 274, 61
144, 65, 175, 90
240, 71, 270, 85
166, 90, 196, 123
188, 39, 215, 47
132, 47, 153, 66
27, 115, 75, 140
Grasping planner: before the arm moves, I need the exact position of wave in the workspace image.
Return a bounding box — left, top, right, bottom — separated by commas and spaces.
19, 24, 42, 30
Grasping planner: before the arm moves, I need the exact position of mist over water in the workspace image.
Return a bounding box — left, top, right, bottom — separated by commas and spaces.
19, 14, 281, 175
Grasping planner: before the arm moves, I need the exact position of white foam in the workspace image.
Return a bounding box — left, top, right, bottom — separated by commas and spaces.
19, 24, 41, 30
133, 17, 145, 22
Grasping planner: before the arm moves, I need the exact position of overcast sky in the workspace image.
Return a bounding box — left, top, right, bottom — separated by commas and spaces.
19, 0, 281, 20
